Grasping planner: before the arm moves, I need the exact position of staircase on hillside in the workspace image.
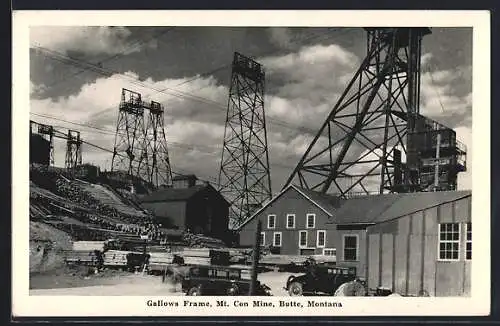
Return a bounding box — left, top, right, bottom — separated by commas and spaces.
76, 181, 146, 217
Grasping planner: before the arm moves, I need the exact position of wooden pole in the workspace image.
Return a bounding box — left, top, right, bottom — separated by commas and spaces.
433, 132, 442, 190
249, 220, 262, 295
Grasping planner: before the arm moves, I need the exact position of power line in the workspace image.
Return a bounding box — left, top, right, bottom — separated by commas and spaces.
33, 28, 355, 135
30, 112, 297, 173
41, 27, 176, 89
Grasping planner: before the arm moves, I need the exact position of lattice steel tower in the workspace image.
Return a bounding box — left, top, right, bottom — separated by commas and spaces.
65, 129, 82, 170
142, 100, 173, 187
112, 88, 173, 188
218, 52, 272, 228
284, 28, 466, 197
30, 121, 55, 166
111, 89, 148, 181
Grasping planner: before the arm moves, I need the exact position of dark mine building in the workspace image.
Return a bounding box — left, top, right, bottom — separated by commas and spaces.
139, 175, 230, 241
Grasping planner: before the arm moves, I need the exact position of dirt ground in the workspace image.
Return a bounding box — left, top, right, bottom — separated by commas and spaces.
29, 270, 296, 296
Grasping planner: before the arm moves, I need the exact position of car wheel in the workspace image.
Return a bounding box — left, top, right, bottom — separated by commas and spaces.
288, 282, 303, 296
187, 285, 202, 296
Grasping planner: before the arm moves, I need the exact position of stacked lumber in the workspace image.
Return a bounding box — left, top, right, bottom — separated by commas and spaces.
311, 254, 337, 264
72, 241, 105, 251
182, 248, 230, 266
103, 250, 130, 267
183, 233, 227, 248
255, 254, 309, 266
147, 252, 175, 272
64, 250, 99, 266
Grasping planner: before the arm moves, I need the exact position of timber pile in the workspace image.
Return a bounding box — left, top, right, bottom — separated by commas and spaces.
72, 241, 105, 251
103, 250, 131, 267
147, 252, 175, 272
64, 250, 100, 266
182, 248, 230, 266
183, 233, 227, 248
253, 254, 310, 266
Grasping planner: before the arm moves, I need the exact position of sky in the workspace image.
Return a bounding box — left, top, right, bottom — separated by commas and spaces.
29, 26, 473, 194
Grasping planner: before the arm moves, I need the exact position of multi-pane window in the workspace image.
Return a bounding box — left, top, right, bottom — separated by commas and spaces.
343, 235, 358, 261
299, 231, 308, 247
317, 230, 326, 248
267, 214, 276, 229
273, 232, 282, 247
286, 214, 295, 229
323, 248, 336, 256
259, 232, 265, 246
306, 214, 315, 228
466, 222, 472, 260
438, 223, 460, 260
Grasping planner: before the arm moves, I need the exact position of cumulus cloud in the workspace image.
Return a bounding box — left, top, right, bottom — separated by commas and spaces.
30, 26, 149, 56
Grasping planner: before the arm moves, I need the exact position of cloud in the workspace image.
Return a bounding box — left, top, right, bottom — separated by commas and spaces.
267, 28, 293, 49
30, 27, 147, 56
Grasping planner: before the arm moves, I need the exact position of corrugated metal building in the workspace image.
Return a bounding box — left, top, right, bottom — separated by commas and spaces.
139, 182, 230, 241
238, 184, 472, 296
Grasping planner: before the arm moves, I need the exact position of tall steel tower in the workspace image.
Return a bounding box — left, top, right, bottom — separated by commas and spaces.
218, 52, 272, 228
284, 28, 466, 197
111, 88, 148, 180
142, 100, 173, 187
65, 129, 82, 170
112, 88, 173, 188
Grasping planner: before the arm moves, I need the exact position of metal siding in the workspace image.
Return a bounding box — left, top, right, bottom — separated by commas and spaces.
454, 196, 471, 223
439, 202, 454, 223
407, 235, 423, 296
411, 211, 424, 235
423, 235, 438, 296
367, 234, 380, 289
381, 234, 394, 289
394, 234, 408, 294
424, 206, 438, 235
436, 262, 465, 296
463, 261, 471, 295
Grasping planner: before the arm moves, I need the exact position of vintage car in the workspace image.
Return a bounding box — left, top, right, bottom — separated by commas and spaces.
181, 265, 272, 296
284, 261, 367, 296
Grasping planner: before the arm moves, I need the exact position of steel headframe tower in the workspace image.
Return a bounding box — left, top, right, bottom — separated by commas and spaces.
142, 100, 173, 187
284, 28, 433, 197
65, 129, 82, 170
218, 52, 272, 228
111, 88, 148, 181
112, 88, 173, 188
30, 121, 55, 166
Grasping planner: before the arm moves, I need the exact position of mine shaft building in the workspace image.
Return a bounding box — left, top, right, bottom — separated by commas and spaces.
139, 175, 230, 241
238, 184, 471, 296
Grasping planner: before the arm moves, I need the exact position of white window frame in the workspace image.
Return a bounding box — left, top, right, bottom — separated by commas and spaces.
437, 223, 461, 262
323, 248, 337, 256
316, 230, 326, 248
306, 213, 316, 229
260, 232, 265, 246
298, 230, 308, 248
465, 222, 472, 261
273, 232, 282, 247
342, 234, 359, 261
267, 214, 276, 229
286, 214, 296, 229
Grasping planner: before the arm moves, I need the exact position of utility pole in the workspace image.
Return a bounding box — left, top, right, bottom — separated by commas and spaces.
433, 132, 442, 191
249, 220, 262, 295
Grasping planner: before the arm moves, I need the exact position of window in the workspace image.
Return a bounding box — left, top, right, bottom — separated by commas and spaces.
438, 223, 460, 261
273, 232, 282, 247
317, 230, 326, 248
343, 234, 358, 261
259, 232, 265, 246
299, 231, 308, 248
286, 214, 295, 229
267, 215, 276, 229
466, 222, 472, 260
306, 214, 316, 229
323, 248, 336, 256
